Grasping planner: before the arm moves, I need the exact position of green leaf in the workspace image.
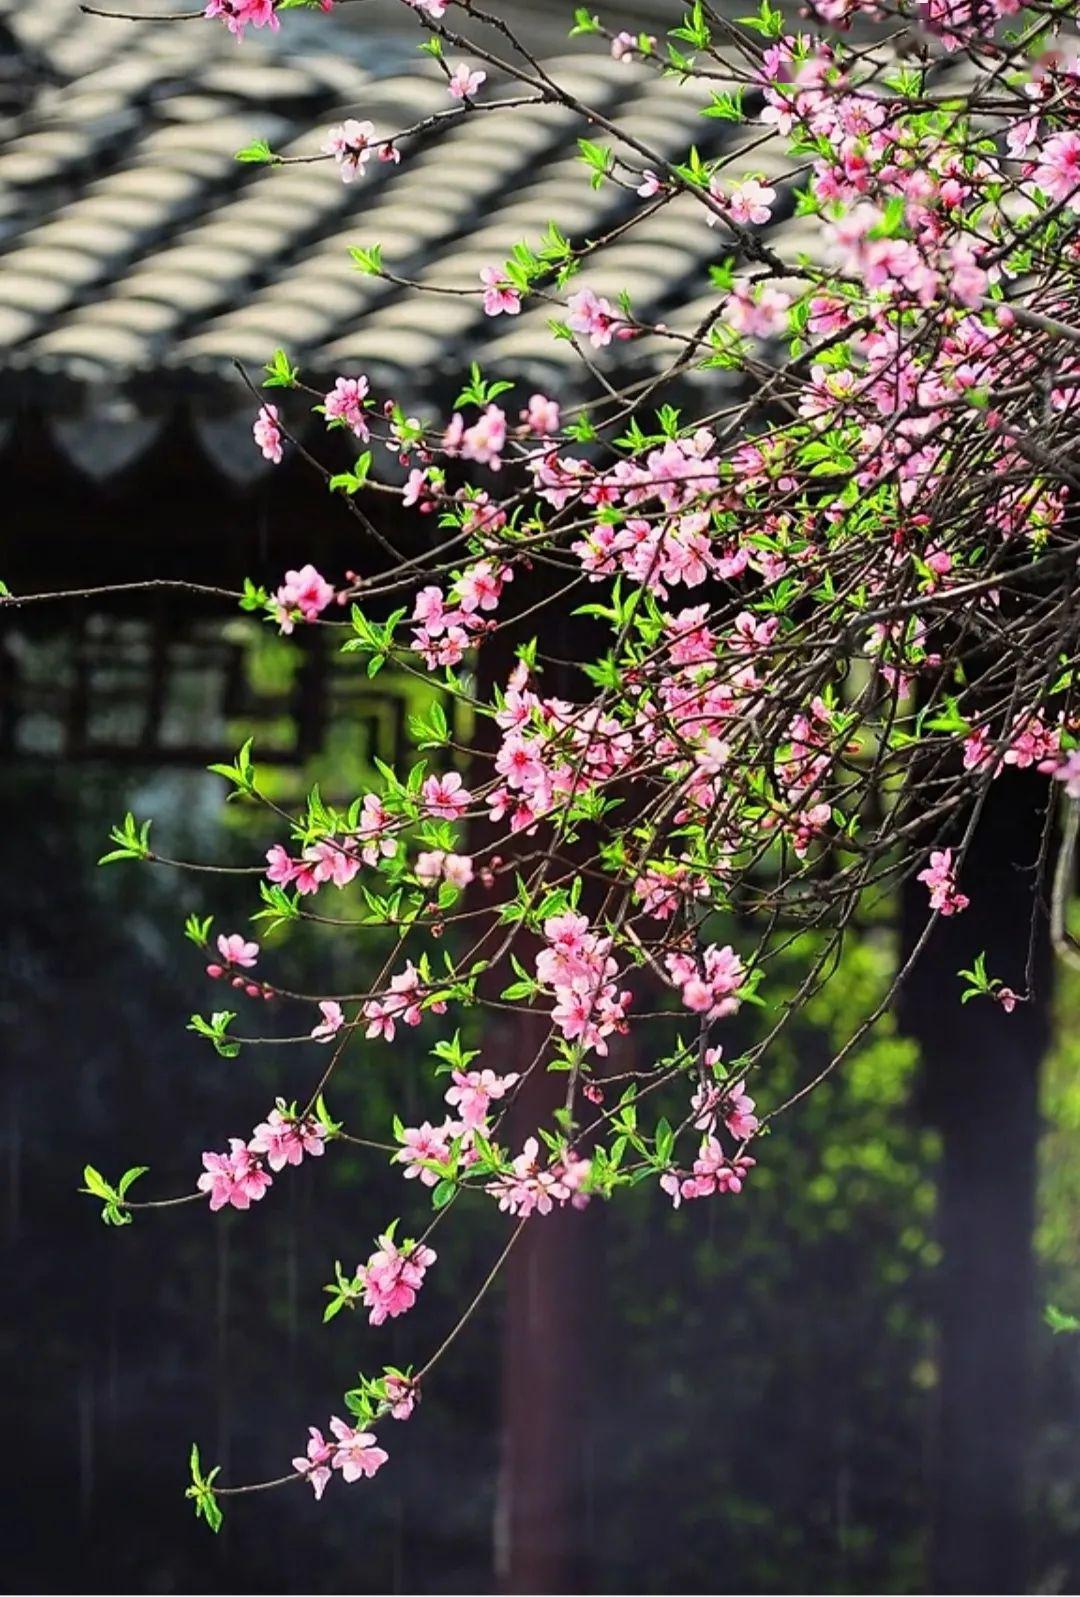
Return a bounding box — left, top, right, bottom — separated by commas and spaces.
186, 1445, 224, 1534
117, 1165, 149, 1198
99, 812, 152, 865
701, 89, 744, 122
81, 1165, 114, 1201
235, 139, 278, 165
1046, 1304, 1080, 1334
569, 5, 600, 33
737, 0, 783, 35
350, 244, 384, 276
578, 138, 614, 189
263, 348, 299, 388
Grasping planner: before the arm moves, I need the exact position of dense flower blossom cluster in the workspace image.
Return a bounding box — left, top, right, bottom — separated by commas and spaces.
71, 0, 1080, 1534
198, 1103, 326, 1211
357, 1234, 437, 1326
395, 1066, 520, 1185
533, 910, 631, 1057
292, 1417, 388, 1500
486, 1137, 593, 1218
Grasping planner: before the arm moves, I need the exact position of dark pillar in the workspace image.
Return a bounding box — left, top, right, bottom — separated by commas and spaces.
902, 770, 1054, 1593
493, 1017, 595, 1594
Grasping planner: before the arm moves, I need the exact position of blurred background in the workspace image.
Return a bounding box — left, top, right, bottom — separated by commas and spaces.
4, 1, 1080, 1594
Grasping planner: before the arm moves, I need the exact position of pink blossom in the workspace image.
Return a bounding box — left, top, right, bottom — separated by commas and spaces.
963, 727, 995, 771
395, 1120, 454, 1186
274, 565, 334, 633
324, 120, 376, 183
637, 169, 662, 198
487, 1136, 572, 1218
916, 848, 969, 916
265, 843, 299, 886
204, 0, 278, 38
448, 62, 486, 99
567, 287, 622, 349
415, 849, 474, 888
422, 771, 472, 820
197, 1139, 273, 1212
311, 1000, 345, 1042
358, 1236, 437, 1325
479, 266, 520, 317
1050, 749, 1080, 799
216, 932, 259, 968
683, 1138, 756, 1198
384, 1376, 418, 1421
461, 405, 507, 467
292, 1427, 333, 1500
444, 1068, 519, 1130
328, 1417, 389, 1481
356, 793, 398, 866
249, 1107, 326, 1172
455, 559, 508, 613
1005, 712, 1059, 770
403, 468, 431, 507
724, 1085, 760, 1141
1033, 131, 1080, 210
522, 393, 561, 434
667, 943, 745, 1021
709, 176, 776, 227
363, 960, 440, 1041
253, 404, 282, 464
324, 376, 370, 439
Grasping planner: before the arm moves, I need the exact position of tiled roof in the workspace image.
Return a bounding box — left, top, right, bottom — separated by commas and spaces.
0, 0, 825, 481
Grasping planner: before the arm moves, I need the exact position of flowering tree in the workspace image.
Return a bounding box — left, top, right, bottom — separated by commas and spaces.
11, 0, 1080, 1535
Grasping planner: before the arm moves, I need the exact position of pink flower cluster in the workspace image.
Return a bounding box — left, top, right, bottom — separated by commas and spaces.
324, 376, 371, 439
357, 1234, 437, 1326
444, 1066, 520, 1130
292, 1417, 388, 1501
271, 564, 335, 635
363, 959, 446, 1040
483, 660, 634, 832
205, 932, 274, 1001
661, 1141, 757, 1207
659, 1060, 760, 1206
443, 406, 509, 469
395, 1067, 520, 1185
707, 175, 776, 228
566, 287, 633, 349
666, 943, 745, 1021
204, 0, 277, 38
691, 1066, 760, 1142
415, 849, 474, 890
198, 1103, 326, 1212
535, 911, 631, 1058
916, 848, 970, 916
486, 1138, 592, 1218
253, 404, 282, 464
410, 563, 511, 668
266, 835, 361, 895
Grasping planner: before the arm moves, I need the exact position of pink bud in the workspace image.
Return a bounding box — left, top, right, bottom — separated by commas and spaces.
206, 963, 224, 979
